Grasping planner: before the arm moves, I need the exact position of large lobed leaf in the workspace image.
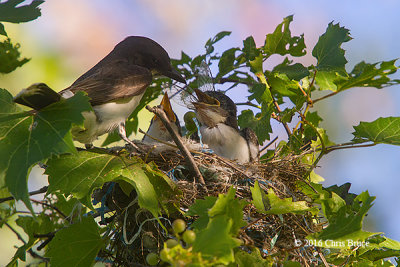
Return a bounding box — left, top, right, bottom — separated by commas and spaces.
312, 22, 351, 71
0, 90, 91, 211
352, 117, 400, 145
46, 216, 104, 267
46, 150, 180, 217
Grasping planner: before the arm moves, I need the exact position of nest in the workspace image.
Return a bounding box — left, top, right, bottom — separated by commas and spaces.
93, 141, 322, 266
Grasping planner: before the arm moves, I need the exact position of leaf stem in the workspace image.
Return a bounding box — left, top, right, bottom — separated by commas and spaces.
256, 72, 292, 137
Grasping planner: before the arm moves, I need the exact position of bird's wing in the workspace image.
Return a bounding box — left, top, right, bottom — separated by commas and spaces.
240, 127, 260, 161
61, 60, 152, 106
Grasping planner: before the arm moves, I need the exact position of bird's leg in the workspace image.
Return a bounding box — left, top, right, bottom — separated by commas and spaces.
118, 122, 143, 154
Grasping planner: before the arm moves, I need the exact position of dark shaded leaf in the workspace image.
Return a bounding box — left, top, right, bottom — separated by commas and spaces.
0, 22, 7, 36
0, 0, 44, 23
0, 38, 29, 73
238, 108, 273, 144
217, 48, 238, 78
263, 15, 306, 57
312, 22, 351, 71
46, 216, 104, 267
273, 58, 310, 81
0, 90, 91, 211
242, 36, 259, 61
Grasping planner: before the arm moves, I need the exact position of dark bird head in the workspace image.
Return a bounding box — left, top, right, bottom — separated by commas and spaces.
108, 36, 186, 84
192, 89, 238, 129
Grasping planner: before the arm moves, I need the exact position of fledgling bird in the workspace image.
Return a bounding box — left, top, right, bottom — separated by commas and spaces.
14, 36, 186, 150
143, 92, 181, 143
192, 89, 259, 163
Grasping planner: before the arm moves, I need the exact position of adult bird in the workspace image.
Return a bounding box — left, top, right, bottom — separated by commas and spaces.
14, 36, 186, 150
143, 92, 181, 143
192, 89, 259, 163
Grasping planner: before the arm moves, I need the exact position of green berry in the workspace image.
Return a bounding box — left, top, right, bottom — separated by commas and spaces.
172, 219, 186, 234
182, 230, 196, 245
166, 238, 179, 248
160, 248, 169, 262
146, 252, 159, 266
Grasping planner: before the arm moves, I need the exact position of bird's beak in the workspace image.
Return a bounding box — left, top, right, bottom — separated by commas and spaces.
153, 92, 176, 123
193, 88, 220, 106
161, 67, 186, 84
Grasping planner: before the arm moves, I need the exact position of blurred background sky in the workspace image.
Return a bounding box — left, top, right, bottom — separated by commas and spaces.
1, 0, 400, 264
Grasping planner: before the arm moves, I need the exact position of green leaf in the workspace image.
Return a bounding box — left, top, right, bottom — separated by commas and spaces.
248, 83, 272, 104
242, 36, 260, 61
208, 187, 247, 235
46, 216, 104, 267
312, 22, 351, 71
273, 58, 310, 81
192, 216, 241, 265
251, 182, 317, 215
352, 117, 400, 145
205, 31, 231, 54
314, 70, 345, 91
186, 196, 217, 231
0, 90, 91, 211
309, 191, 377, 245
263, 15, 306, 57
0, 22, 7, 36
238, 108, 273, 144
0, 0, 44, 23
46, 150, 179, 216
336, 60, 400, 91
0, 38, 29, 73
217, 48, 238, 78
235, 249, 272, 267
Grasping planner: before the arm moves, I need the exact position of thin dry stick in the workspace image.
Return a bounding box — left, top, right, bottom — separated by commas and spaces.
146, 105, 205, 185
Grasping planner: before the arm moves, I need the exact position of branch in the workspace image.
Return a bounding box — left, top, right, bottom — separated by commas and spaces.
30, 199, 67, 218
259, 136, 278, 154
0, 186, 48, 203
146, 105, 205, 185
312, 91, 338, 104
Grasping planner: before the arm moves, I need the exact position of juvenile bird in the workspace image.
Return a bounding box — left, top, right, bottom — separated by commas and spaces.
192, 89, 259, 163
143, 92, 181, 143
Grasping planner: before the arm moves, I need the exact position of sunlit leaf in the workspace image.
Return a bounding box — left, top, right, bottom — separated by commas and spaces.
352, 117, 400, 145
193, 216, 241, 265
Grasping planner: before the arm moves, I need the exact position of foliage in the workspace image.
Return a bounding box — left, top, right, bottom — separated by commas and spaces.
1, 5, 400, 266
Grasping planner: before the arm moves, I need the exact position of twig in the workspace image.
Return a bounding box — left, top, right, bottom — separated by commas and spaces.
312, 91, 338, 104
0, 186, 48, 203
259, 136, 279, 154
146, 105, 205, 185
216, 77, 255, 86
235, 101, 261, 109
30, 199, 68, 218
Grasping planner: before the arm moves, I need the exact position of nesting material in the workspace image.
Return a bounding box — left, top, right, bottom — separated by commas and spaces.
95, 141, 321, 265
